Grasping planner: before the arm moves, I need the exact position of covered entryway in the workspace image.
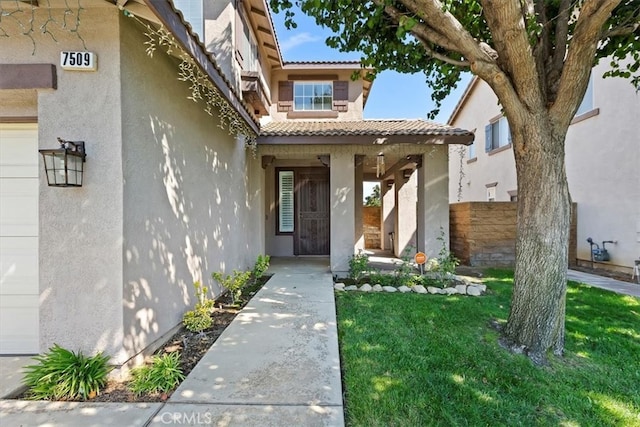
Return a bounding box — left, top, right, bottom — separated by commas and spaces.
0, 123, 39, 354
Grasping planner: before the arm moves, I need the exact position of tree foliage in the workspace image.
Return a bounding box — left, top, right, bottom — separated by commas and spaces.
271, 0, 639, 118
364, 184, 381, 207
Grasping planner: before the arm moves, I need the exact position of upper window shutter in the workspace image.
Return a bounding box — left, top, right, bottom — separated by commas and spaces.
278, 81, 293, 112
484, 124, 493, 152
332, 81, 348, 112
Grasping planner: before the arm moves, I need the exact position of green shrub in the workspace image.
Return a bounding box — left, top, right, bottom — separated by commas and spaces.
432, 227, 460, 286
252, 254, 271, 282
182, 281, 215, 332
182, 308, 212, 332
213, 270, 252, 305
348, 250, 370, 283
129, 352, 185, 396
23, 344, 111, 400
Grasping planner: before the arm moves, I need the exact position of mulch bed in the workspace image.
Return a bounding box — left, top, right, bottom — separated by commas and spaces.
20, 276, 271, 403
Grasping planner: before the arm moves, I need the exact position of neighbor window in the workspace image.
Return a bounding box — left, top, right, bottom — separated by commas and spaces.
468, 140, 476, 159
294, 82, 333, 111
485, 116, 511, 152
172, 0, 203, 40
575, 75, 594, 117
278, 171, 294, 233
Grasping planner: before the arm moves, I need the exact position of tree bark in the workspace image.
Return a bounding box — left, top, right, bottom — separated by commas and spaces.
503, 113, 571, 365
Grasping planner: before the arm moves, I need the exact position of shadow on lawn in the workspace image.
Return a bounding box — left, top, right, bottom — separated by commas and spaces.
336, 270, 640, 426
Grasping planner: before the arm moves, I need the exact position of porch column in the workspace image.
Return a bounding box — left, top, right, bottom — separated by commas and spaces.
381, 179, 395, 251
354, 155, 365, 251
330, 152, 356, 273
394, 168, 417, 257
417, 146, 449, 258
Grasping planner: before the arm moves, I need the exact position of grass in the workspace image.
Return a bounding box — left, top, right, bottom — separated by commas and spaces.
336, 269, 640, 426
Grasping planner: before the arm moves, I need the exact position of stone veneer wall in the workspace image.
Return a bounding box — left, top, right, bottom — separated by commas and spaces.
450, 202, 578, 267
363, 206, 381, 249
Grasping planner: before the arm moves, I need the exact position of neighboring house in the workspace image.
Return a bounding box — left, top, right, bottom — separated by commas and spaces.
0, 0, 472, 362
448, 64, 640, 275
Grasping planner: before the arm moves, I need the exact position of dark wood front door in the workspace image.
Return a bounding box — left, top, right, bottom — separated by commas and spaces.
294, 168, 330, 255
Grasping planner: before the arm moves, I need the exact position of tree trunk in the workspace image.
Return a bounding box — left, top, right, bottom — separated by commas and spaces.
503, 113, 571, 365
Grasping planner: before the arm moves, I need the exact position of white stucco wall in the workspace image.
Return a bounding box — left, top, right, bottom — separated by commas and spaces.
1, 7, 125, 358
448, 81, 517, 203
449, 68, 640, 270
119, 15, 264, 360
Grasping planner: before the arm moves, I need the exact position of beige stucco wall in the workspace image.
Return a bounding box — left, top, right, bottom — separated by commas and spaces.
119, 15, 264, 362
203, 0, 272, 102
268, 69, 364, 121
449, 67, 640, 270
1, 6, 125, 358
1, 5, 264, 363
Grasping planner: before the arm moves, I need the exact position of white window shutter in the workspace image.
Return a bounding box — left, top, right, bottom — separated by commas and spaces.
279, 171, 294, 233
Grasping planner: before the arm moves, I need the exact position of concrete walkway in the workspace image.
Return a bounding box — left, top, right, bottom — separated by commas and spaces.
568, 269, 640, 297
0, 257, 344, 426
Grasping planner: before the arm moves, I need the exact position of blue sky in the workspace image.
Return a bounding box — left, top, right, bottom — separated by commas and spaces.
270, 8, 472, 123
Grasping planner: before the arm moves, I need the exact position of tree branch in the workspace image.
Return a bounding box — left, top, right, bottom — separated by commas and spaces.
372, 0, 470, 67
415, 34, 470, 67
480, 0, 544, 111
551, 0, 622, 129
604, 22, 640, 38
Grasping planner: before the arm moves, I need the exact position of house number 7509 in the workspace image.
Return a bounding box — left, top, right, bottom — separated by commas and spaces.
60, 51, 97, 71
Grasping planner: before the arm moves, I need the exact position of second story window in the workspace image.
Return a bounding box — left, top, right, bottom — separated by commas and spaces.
294, 82, 333, 111
485, 116, 511, 152
575, 75, 594, 117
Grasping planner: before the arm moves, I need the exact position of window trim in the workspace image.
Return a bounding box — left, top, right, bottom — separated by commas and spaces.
293, 81, 334, 112
485, 115, 511, 154
276, 169, 295, 235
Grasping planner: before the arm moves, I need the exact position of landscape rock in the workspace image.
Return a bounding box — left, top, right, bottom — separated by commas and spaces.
467, 286, 482, 296
372, 284, 383, 292
427, 286, 441, 294
412, 285, 427, 294
383, 286, 397, 293
334, 283, 345, 291
345, 285, 358, 291
477, 284, 487, 292
398, 285, 411, 293
455, 284, 467, 295
359, 284, 372, 292
443, 287, 459, 295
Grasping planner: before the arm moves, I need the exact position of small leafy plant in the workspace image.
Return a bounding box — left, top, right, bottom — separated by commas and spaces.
348, 250, 370, 284
252, 254, 271, 283
393, 246, 416, 287
431, 227, 460, 286
129, 352, 185, 396
212, 270, 252, 305
23, 344, 111, 400
182, 281, 215, 332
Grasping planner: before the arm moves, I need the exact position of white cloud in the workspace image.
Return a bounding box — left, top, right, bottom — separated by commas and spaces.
279, 32, 322, 52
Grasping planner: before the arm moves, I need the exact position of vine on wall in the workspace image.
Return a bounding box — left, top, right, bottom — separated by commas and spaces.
126, 11, 258, 149
0, 0, 86, 54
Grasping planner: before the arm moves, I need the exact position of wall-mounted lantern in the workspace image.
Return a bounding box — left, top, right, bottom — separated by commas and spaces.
39, 137, 87, 187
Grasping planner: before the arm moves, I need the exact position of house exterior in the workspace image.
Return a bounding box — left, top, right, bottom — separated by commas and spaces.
448, 65, 640, 275
0, 0, 472, 362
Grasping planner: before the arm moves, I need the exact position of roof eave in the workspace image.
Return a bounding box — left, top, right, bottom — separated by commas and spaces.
447, 76, 479, 125
257, 134, 473, 145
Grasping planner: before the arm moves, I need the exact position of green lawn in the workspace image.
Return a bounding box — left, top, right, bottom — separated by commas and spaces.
336, 270, 640, 426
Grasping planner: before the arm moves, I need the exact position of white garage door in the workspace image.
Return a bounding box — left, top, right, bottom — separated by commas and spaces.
0, 123, 39, 354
